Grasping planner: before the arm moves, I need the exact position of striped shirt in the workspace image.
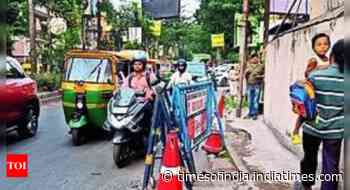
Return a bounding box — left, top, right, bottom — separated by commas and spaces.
302, 64, 344, 139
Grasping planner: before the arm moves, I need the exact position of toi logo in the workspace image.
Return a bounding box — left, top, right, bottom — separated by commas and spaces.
6, 154, 28, 177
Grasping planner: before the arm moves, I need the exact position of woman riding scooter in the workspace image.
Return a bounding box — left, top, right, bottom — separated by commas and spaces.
123, 58, 156, 129
105, 57, 157, 168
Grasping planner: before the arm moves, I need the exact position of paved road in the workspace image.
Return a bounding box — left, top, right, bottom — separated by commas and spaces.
1, 102, 145, 190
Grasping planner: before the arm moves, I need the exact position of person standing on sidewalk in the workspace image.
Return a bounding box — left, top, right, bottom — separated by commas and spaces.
300, 39, 344, 190
244, 53, 265, 120
228, 65, 239, 96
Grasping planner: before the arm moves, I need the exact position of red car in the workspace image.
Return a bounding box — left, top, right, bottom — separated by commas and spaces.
0, 57, 40, 137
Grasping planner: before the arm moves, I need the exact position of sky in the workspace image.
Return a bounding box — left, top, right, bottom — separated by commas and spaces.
181, 0, 200, 17
110, 0, 200, 17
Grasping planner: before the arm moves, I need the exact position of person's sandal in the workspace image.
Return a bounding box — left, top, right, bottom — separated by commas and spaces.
291, 134, 301, 145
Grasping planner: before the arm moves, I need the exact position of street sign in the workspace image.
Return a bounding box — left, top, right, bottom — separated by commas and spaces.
49, 17, 67, 35
211, 33, 225, 48
128, 27, 142, 44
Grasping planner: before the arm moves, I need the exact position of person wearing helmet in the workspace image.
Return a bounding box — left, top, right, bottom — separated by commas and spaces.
123, 58, 156, 101
167, 58, 192, 88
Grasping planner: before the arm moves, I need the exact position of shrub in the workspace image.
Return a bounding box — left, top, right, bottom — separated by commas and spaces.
225, 96, 248, 111
32, 73, 61, 92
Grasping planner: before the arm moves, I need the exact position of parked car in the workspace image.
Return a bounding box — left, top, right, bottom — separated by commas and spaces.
214, 64, 233, 86
0, 57, 40, 138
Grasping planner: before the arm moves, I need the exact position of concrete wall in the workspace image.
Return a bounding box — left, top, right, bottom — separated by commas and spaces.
310, 0, 344, 19
264, 13, 344, 147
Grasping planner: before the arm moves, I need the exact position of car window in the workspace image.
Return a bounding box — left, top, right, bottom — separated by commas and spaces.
6, 61, 25, 79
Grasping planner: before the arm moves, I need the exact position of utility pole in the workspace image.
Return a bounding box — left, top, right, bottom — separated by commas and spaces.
28, 0, 36, 74
97, 0, 102, 49
263, 0, 270, 46
236, 0, 249, 118
81, 0, 89, 50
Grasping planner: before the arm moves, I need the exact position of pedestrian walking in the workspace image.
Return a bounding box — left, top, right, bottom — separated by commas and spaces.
299, 39, 344, 190
290, 33, 331, 145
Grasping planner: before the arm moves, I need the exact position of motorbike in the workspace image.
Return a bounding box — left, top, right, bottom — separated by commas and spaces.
104, 87, 153, 168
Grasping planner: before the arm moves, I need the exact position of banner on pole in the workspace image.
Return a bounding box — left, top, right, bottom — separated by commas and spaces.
150, 20, 162, 37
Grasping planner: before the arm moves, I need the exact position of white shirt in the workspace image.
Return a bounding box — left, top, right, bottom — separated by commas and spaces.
168, 71, 192, 88
315, 56, 329, 67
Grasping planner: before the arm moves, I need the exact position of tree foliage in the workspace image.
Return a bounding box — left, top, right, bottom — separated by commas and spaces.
191, 0, 264, 60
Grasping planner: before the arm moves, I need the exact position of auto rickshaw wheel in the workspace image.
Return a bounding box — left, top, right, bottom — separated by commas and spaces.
72, 128, 83, 146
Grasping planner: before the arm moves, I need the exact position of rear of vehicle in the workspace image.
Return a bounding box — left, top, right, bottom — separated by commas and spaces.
214, 64, 232, 86
0, 57, 40, 138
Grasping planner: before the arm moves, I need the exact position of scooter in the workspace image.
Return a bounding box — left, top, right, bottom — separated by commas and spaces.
104, 87, 152, 168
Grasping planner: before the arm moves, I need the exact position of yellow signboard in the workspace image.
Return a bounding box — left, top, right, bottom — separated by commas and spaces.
211, 33, 225, 48
150, 20, 162, 37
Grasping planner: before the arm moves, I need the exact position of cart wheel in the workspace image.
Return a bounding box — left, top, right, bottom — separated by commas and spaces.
72, 128, 82, 146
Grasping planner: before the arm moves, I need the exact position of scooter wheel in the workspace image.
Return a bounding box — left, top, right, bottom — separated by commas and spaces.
72, 128, 83, 146
113, 144, 127, 168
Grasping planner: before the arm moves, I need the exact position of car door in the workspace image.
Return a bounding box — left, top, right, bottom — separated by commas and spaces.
0, 60, 28, 123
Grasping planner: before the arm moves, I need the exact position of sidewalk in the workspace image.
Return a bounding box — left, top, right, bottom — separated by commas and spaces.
224, 110, 302, 190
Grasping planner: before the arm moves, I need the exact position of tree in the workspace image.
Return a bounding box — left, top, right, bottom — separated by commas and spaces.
194, 0, 264, 59
33, 0, 82, 71
7, 0, 29, 55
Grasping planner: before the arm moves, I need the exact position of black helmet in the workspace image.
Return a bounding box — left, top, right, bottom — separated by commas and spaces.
177, 58, 187, 66
132, 58, 147, 69
176, 58, 187, 73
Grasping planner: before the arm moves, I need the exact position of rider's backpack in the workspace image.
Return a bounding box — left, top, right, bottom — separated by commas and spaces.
289, 80, 317, 120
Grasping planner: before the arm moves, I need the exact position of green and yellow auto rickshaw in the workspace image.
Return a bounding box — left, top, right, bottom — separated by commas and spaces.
61, 50, 120, 145
61, 49, 153, 145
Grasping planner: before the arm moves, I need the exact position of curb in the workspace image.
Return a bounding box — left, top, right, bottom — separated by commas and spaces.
263, 118, 304, 160
38, 91, 62, 105
224, 133, 250, 173
224, 133, 257, 188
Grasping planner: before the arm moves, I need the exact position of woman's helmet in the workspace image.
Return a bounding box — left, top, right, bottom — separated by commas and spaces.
133, 52, 148, 70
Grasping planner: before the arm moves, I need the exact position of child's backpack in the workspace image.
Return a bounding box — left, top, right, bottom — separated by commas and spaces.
289, 80, 317, 120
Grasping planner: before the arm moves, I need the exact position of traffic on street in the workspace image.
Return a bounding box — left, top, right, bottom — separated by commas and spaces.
1, 0, 345, 190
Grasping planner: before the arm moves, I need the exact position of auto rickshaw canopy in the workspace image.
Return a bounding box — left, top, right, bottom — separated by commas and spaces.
115, 50, 149, 62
